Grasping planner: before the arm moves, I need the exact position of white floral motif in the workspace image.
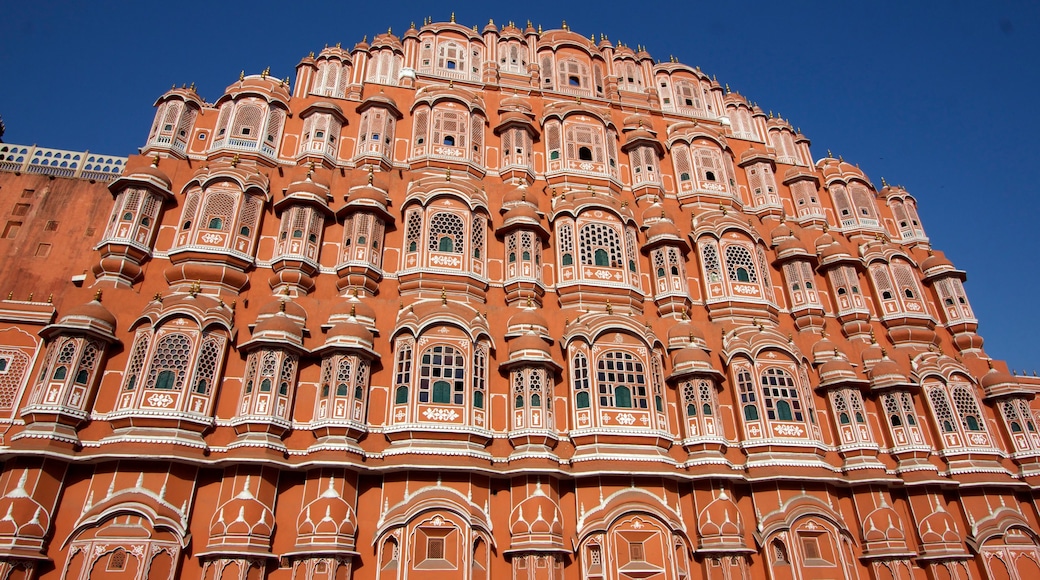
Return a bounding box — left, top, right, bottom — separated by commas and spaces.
615, 413, 636, 426
773, 424, 805, 437
147, 393, 174, 408
201, 232, 223, 244
423, 407, 459, 421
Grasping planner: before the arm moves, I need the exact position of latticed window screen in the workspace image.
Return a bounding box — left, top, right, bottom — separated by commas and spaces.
596, 351, 647, 410
952, 384, 985, 432
203, 193, 236, 231
540, 56, 554, 88
336, 357, 352, 397
233, 104, 263, 137
791, 181, 820, 210
471, 114, 484, 164
472, 216, 486, 260
146, 333, 192, 390
432, 109, 465, 147
557, 223, 574, 253
565, 124, 604, 163
191, 337, 221, 395
472, 345, 487, 408
0, 349, 28, 410
701, 242, 721, 281
830, 184, 854, 217
761, 367, 802, 422
572, 353, 590, 409
405, 210, 422, 252
546, 123, 561, 157
123, 332, 150, 390
413, 109, 429, 145
892, 263, 921, 300
625, 229, 638, 273
181, 191, 201, 229
238, 196, 260, 239
927, 386, 957, 433
724, 245, 758, 283
737, 369, 758, 420
870, 264, 896, 300
557, 59, 589, 89
695, 148, 726, 182
850, 184, 877, 219
428, 212, 465, 254
579, 223, 623, 267
1001, 398, 1037, 439
266, 109, 284, 143
394, 340, 413, 405
418, 345, 466, 405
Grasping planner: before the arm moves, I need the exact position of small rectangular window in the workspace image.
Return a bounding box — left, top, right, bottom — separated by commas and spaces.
3, 221, 21, 238
21, 189, 34, 199
44, 220, 58, 232
629, 542, 645, 561
428, 537, 445, 559
35, 243, 51, 257
12, 204, 29, 216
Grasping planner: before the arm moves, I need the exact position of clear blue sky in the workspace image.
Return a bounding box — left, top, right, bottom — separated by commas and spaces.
1, 1, 1037, 370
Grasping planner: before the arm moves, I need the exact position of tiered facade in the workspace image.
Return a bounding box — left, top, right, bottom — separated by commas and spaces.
0, 17, 1036, 580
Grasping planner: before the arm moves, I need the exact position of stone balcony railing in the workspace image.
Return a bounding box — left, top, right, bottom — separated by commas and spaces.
0, 143, 126, 181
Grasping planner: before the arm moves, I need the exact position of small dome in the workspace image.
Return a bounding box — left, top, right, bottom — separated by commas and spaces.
253, 311, 303, 336
258, 298, 307, 322
286, 174, 331, 198
62, 299, 117, 329
921, 251, 954, 273
673, 345, 712, 367
815, 233, 835, 249
818, 357, 860, 386
667, 319, 704, 347
502, 203, 540, 224
509, 331, 551, 358
346, 185, 388, 207
867, 354, 910, 387
770, 222, 793, 242
819, 241, 851, 260
640, 199, 667, 225
127, 163, 173, 190
811, 336, 839, 364
776, 236, 808, 256
249, 311, 305, 348
508, 307, 549, 332
499, 95, 533, 114
326, 319, 374, 345
646, 219, 681, 242
980, 366, 1016, 390
331, 295, 376, 326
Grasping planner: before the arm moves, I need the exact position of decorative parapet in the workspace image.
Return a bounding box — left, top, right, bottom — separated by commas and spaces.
0, 143, 126, 182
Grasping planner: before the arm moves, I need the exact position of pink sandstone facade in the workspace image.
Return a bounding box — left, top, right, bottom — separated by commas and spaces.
0, 16, 1036, 580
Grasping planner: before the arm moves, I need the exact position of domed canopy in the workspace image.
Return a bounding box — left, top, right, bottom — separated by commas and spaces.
42, 297, 119, 344
242, 309, 306, 351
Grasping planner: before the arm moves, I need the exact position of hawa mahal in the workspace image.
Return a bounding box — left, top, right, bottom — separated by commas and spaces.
0, 16, 1035, 580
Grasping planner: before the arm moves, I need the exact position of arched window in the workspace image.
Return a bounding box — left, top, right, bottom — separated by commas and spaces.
724, 245, 758, 283
573, 352, 590, 409
394, 341, 413, 405
146, 333, 192, 391
419, 345, 465, 405
579, 223, 623, 268
578, 146, 593, 161
737, 369, 758, 421
761, 368, 802, 422
428, 212, 465, 255
597, 351, 647, 409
